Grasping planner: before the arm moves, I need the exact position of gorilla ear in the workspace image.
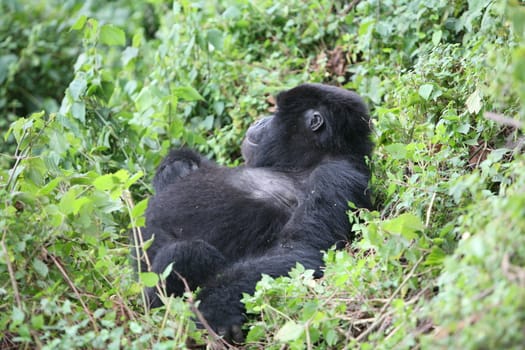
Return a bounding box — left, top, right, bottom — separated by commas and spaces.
306, 110, 324, 131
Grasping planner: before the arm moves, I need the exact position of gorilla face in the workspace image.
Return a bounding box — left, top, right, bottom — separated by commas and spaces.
242, 109, 324, 167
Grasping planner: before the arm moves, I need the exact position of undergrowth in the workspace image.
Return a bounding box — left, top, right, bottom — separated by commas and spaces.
1, 0, 524, 349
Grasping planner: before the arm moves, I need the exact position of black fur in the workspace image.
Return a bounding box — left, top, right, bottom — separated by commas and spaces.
138, 83, 373, 341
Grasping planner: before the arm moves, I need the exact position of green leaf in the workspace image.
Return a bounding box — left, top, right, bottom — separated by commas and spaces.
12, 307, 25, 326
384, 143, 407, 160
125, 171, 143, 188
93, 170, 129, 191
418, 84, 433, 100
122, 47, 139, 66
425, 247, 446, 266
173, 86, 204, 101
466, 89, 482, 114
33, 258, 49, 278
71, 101, 86, 123
276, 321, 304, 342
71, 15, 87, 31
131, 198, 149, 220
31, 314, 45, 330
358, 19, 375, 36
69, 75, 87, 101
140, 272, 159, 287
129, 321, 143, 334
59, 189, 78, 215
246, 324, 266, 342
100, 24, 126, 46
432, 30, 442, 45
381, 213, 424, 240
161, 263, 173, 280
0, 54, 17, 85
207, 29, 224, 50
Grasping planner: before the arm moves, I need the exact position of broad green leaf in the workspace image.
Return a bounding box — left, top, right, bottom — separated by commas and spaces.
31, 314, 45, 330
125, 171, 144, 188
71, 15, 87, 31
432, 30, 442, 45
92, 174, 116, 191
131, 198, 149, 220
72, 197, 90, 215
93, 170, 130, 191
38, 178, 61, 195
358, 19, 375, 36
276, 321, 304, 342
381, 213, 424, 240
129, 321, 143, 334
135, 86, 156, 111
100, 24, 126, 46
466, 89, 482, 114
140, 272, 159, 287
161, 263, 173, 280
246, 324, 266, 342
173, 86, 204, 101
69, 75, 87, 101
71, 101, 86, 123
418, 84, 433, 100
33, 258, 49, 277
384, 143, 407, 160
0, 54, 17, 84
59, 189, 78, 215
207, 29, 224, 50
122, 47, 139, 66
12, 307, 25, 325
425, 247, 446, 266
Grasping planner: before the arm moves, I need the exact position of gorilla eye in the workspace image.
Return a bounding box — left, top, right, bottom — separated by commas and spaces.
307, 110, 324, 131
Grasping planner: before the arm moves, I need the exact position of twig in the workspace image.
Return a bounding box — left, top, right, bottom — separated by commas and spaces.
44, 247, 99, 333
425, 192, 437, 228
121, 191, 154, 313
484, 112, 524, 129
341, 0, 361, 16
1, 231, 22, 309
356, 255, 425, 342
172, 270, 238, 349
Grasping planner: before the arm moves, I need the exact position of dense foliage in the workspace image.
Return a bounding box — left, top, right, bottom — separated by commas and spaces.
1, 0, 524, 349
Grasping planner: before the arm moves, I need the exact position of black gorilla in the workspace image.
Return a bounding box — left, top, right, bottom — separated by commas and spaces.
139, 83, 373, 341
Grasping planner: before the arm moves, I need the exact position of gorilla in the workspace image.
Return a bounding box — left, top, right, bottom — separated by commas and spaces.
138, 83, 373, 341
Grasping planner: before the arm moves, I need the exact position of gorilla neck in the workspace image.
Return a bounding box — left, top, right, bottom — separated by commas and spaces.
230, 168, 303, 209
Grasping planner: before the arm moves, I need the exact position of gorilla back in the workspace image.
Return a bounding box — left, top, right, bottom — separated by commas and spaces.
138, 83, 373, 342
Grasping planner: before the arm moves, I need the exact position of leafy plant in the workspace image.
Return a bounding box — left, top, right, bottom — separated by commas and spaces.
1, 0, 524, 348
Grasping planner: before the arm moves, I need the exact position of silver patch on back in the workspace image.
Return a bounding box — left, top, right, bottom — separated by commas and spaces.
230, 168, 301, 209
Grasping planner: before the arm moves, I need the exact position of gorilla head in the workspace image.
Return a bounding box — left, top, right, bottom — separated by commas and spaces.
139, 83, 373, 343
242, 83, 372, 169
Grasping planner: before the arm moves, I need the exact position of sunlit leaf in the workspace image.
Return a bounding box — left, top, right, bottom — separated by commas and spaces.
100, 24, 126, 46
276, 321, 304, 342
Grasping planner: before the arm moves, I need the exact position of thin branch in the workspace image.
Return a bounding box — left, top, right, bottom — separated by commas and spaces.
484, 112, 524, 129
341, 0, 361, 16
44, 247, 99, 333
172, 270, 238, 349
121, 190, 153, 313
356, 255, 425, 341
425, 192, 437, 228
1, 231, 22, 309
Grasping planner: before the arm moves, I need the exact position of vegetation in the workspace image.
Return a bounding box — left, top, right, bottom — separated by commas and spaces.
1, 0, 524, 348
